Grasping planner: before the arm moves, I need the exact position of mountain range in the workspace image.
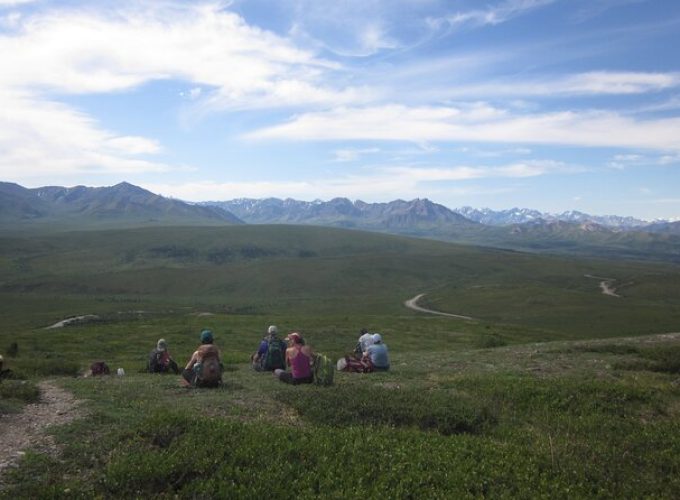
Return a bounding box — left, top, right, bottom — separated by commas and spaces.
1, 181, 679, 261
0, 181, 242, 229
205, 197, 677, 233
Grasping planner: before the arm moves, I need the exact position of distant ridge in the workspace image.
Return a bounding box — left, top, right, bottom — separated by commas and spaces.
205, 197, 477, 230
202, 197, 680, 262
0, 181, 243, 230
206, 197, 665, 230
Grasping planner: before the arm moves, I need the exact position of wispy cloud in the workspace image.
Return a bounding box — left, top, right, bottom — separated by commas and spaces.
332, 147, 381, 162
434, 0, 556, 30
145, 159, 572, 202
445, 72, 680, 99
246, 103, 680, 151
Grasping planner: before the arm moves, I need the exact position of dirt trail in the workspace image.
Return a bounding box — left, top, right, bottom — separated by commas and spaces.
584, 274, 621, 297
404, 294, 474, 320
0, 380, 83, 481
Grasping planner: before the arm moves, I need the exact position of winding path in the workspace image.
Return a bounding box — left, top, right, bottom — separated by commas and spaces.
404, 294, 474, 320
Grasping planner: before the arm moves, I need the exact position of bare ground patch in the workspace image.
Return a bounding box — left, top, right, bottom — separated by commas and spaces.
0, 380, 85, 482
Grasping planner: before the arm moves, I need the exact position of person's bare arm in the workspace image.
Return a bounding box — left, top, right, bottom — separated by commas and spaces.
184, 351, 198, 371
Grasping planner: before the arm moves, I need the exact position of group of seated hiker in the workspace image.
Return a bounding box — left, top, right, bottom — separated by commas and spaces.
337, 328, 390, 372
251, 325, 315, 385
146, 329, 223, 388
143, 324, 387, 389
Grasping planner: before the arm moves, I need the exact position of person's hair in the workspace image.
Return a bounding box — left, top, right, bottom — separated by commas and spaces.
287, 332, 303, 345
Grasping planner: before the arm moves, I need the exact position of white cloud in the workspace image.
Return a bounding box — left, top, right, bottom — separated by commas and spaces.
0, 0, 35, 6
246, 103, 680, 151
0, 2, 371, 179
437, 0, 556, 29
0, 3, 360, 106
332, 147, 380, 162
0, 90, 171, 179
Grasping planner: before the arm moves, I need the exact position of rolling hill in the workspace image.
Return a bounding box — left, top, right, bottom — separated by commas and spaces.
1, 223, 679, 338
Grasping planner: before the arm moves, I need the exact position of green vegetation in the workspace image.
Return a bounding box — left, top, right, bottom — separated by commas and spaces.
1, 224, 679, 497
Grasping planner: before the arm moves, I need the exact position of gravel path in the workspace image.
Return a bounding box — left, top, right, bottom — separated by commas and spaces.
404, 293, 474, 320
584, 274, 621, 297
0, 380, 83, 481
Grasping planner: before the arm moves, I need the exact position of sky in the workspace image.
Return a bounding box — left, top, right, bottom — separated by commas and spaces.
1, 0, 680, 220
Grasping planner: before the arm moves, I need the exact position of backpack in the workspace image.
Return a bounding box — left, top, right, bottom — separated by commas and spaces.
313, 353, 334, 386
263, 339, 286, 371
148, 349, 164, 373
90, 361, 110, 376
195, 356, 222, 387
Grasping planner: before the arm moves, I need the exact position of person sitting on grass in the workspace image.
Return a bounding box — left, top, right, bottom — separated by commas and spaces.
182, 329, 222, 388
148, 338, 180, 374
274, 332, 314, 385
354, 328, 374, 357
363, 333, 390, 371
338, 332, 389, 373
251, 325, 287, 372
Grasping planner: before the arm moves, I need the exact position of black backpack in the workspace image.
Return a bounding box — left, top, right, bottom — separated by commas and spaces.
148, 349, 164, 373
263, 339, 286, 371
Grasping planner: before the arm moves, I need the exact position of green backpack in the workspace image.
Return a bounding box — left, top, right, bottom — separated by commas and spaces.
263, 339, 286, 371
313, 353, 334, 386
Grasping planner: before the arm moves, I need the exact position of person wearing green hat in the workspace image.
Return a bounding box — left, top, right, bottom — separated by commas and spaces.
182, 329, 222, 388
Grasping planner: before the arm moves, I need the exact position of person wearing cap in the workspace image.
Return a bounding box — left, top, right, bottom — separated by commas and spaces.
182, 329, 222, 387
354, 328, 374, 356
363, 333, 390, 371
147, 338, 179, 374
274, 332, 314, 385
251, 325, 287, 371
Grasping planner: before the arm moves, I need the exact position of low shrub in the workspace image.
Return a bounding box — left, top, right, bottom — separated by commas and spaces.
0, 379, 40, 414
639, 345, 680, 374
574, 344, 640, 355
474, 334, 507, 348
12, 356, 81, 377
275, 385, 496, 435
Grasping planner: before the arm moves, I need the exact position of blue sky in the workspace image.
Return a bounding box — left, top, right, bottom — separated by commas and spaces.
1, 0, 679, 219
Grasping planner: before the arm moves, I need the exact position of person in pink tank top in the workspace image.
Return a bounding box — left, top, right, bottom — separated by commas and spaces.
274, 332, 314, 385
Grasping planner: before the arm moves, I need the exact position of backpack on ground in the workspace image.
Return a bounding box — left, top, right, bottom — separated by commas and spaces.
90, 361, 110, 376
263, 339, 286, 371
195, 357, 222, 388
313, 353, 334, 386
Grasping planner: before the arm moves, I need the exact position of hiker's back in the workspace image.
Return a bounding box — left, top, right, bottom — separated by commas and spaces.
196, 344, 222, 387
263, 338, 286, 371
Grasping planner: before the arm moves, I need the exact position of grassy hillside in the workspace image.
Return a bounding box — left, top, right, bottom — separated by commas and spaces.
1, 224, 679, 337
1, 224, 679, 497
